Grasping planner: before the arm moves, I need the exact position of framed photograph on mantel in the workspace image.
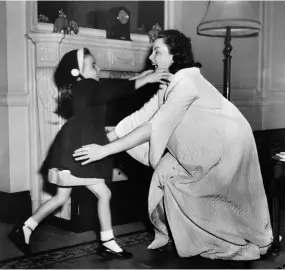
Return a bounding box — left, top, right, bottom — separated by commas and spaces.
32, 1, 170, 42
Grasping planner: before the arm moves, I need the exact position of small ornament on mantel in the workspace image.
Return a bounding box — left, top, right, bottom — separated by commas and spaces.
53, 9, 69, 34
67, 20, 79, 35
135, 25, 146, 34
38, 14, 49, 23
148, 23, 162, 43
53, 9, 79, 35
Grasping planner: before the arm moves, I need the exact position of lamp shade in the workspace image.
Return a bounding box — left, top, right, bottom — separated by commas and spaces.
197, 1, 261, 37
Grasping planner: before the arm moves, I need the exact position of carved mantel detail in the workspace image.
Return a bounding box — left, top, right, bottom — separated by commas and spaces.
26, 32, 152, 77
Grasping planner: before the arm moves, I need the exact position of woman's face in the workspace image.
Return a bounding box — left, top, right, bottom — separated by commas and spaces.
149, 38, 173, 71
81, 55, 100, 81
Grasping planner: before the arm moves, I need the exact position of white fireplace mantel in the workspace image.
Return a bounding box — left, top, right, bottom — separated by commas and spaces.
24, 0, 178, 76
26, 32, 152, 77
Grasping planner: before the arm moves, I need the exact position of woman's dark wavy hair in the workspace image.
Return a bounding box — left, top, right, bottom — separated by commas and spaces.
54, 48, 92, 119
157, 30, 202, 74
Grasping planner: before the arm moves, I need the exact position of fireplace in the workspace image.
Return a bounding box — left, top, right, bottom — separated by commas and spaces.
21, 0, 178, 231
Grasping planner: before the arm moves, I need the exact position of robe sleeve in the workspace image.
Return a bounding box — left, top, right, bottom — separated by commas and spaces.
148, 75, 199, 168
113, 92, 160, 166
115, 92, 160, 138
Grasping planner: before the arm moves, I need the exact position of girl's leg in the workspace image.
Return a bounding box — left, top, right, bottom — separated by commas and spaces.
86, 183, 112, 232
87, 183, 132, 259
21, 186, 72, 244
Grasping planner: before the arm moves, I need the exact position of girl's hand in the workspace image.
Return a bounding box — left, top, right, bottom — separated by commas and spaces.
129, 70, 154, 81
73, 144, 107, 165
134, 69, 172, 89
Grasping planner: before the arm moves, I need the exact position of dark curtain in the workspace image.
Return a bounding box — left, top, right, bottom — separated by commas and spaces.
138, 1, 164, 32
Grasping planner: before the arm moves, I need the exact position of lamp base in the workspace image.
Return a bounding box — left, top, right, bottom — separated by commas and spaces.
223, 27, 232, 101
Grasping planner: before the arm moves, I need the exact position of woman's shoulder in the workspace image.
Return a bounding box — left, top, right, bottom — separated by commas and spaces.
168, 67, 200, 88
164, 68, 201, 99
174, 67, 200, 80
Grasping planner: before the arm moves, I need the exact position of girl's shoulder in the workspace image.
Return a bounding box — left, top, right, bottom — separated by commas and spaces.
73, 78, 99, 91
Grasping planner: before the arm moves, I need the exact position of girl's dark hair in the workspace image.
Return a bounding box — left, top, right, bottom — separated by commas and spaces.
157, 30, 202, 74
54, 48, 92, 119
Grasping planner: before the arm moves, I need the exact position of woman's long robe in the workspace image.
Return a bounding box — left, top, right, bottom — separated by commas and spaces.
115, 68, 273, 260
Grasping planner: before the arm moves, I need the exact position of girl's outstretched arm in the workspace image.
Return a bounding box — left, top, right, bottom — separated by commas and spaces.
134, 70, 171, 89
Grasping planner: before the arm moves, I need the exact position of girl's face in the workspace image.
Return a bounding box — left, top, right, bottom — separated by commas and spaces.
149, 38, 173, 71
81, 55, 100, 81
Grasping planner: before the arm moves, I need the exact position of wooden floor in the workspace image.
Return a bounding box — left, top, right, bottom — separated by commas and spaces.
0, 213, 284, 269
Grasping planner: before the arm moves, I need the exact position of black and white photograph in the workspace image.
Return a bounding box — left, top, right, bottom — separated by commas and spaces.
0, 0, 284, 269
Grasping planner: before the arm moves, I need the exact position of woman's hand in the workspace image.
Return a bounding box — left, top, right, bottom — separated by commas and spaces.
159, 83, 168, 92
73, 144, 107, 165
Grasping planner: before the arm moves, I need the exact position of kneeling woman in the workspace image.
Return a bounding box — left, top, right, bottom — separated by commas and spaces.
74, 30, 273, 260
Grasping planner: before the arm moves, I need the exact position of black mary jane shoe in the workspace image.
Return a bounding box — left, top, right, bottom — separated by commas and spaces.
97, 238, 133, 260
8, 224, 31, 256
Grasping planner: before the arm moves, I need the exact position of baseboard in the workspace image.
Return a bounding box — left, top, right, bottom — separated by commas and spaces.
45, 215, 73, 232
0, 190, 32, 224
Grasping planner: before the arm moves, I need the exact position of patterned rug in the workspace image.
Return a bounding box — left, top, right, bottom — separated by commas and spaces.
0, 231, 153, 269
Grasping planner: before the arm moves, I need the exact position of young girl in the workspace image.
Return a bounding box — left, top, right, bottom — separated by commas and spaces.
8, 47, 171, 259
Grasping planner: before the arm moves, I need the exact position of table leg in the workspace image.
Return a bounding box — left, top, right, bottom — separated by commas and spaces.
270, 160, 284, 252
272, 186, 280, 251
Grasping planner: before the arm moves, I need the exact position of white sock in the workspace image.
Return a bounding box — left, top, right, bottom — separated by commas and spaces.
100, 230, 122, 253
24, 217, 38, 231
23, 217, 38, 244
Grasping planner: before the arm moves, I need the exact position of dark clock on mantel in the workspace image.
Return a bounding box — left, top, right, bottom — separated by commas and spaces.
106, 7, 131, 41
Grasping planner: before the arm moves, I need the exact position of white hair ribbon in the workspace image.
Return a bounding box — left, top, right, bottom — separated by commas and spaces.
77, 48, 84, 74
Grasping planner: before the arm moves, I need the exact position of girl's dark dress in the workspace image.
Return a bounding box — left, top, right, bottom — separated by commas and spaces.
44, 78, 135, 186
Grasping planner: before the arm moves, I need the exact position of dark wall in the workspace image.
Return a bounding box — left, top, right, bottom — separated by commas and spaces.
38, 1, 68, 23
138, 1, 164, 32
38, 1, 164, 33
